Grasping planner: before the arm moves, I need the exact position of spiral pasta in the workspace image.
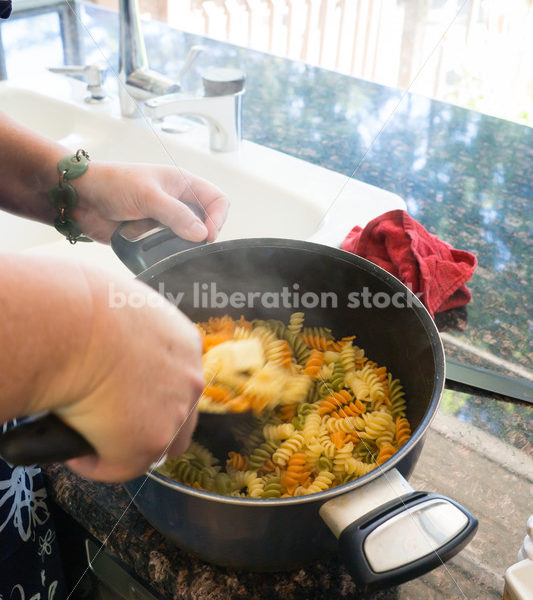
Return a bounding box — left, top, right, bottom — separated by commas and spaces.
262, 476, 283, 498
302, 471, 335, 494
158, 312, 413, 497
248, 440, 279, 470
303, 349, 325, 377
263, 423, 295, 442
331, 399, 366, 420
272, 432, 305, 466
226, 452, 248, 471
389, 374, 407, 417
300, 328, 332, 351
305, 440, 323, 469
317, 390, 352, 415
282, 453, 311, 493
340, 341, 356, 374
265, 339, 293, 369
288, 312, 305, 335
376, 443, 396, 465
395, 417, 412, 447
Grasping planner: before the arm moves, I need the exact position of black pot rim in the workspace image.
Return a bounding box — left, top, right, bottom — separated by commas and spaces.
131, 238, 446, 507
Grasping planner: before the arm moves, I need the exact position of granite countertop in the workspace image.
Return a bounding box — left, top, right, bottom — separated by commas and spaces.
44, 392, 533, 600
2, 2, 532, 599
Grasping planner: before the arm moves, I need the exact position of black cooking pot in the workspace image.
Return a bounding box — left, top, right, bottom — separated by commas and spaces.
112, 223, 477, 591
0, 221, 477, 592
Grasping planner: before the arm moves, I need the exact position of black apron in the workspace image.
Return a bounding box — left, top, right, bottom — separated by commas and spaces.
1, 6, 72, 594
1, 3, 68, 596
0, 420, 68, 599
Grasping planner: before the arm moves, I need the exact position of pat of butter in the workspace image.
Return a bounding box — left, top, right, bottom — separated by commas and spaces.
204, 338, 265, 374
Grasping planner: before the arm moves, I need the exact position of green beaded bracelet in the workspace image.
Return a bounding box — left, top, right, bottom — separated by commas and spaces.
48, 149, 93, 244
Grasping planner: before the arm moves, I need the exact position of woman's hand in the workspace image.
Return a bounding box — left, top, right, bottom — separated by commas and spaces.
0, 110, 229, 243
1, 256, 204, 483
57, 264, 205, 482
74, 161, 229, 244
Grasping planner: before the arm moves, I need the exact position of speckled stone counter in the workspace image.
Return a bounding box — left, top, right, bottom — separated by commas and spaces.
2, 2, 532, 599
44, 390, 532, 600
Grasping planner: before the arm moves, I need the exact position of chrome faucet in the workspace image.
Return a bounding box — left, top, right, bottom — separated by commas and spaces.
118, 0, 245, 152
143, 68, 245, 152
118, 0, 180, 117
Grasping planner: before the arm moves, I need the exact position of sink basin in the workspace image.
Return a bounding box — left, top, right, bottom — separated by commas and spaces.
0, 73, 405, 265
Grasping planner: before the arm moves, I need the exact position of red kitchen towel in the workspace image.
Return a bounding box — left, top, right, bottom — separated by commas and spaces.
341, 210, 477, 317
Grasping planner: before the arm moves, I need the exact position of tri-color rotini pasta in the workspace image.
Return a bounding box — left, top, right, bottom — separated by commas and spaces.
157, 313, 413, 497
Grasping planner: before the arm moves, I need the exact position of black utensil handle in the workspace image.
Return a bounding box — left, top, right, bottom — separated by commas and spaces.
110, 204, 207, 275
195, 410, 257, 461
0, 413, 94, 466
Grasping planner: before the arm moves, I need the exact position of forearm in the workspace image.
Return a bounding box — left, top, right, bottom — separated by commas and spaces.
0, 110, 70, 224
0, 254, 94, 423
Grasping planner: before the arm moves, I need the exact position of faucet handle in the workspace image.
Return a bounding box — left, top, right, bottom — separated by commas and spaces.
48, 64, 108, 103
202, 67, 246, 96
176, 45, 205, 87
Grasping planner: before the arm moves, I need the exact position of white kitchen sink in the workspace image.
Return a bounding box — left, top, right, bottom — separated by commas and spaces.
0, 72, 405, 270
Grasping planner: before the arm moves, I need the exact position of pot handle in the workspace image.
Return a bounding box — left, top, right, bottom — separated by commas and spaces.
0, 413, 94, 466
319, 469, 478, 592
110, 204, 207, 275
